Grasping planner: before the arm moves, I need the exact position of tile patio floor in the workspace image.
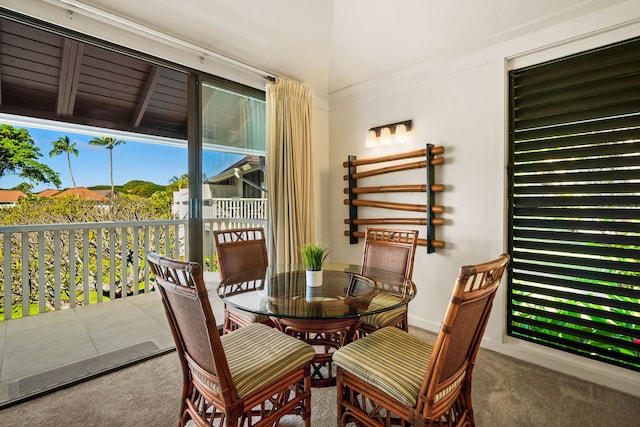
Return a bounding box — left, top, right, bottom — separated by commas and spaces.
0, 272, 223, 406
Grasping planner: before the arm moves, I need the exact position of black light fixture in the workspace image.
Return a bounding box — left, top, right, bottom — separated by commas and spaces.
365, 120, 413, 147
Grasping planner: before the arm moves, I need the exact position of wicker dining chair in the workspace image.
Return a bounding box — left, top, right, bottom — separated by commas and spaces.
213, 227, 273, 333
355, 228, 419, 336
146, 252, 314, 427
334, 253, 510, 427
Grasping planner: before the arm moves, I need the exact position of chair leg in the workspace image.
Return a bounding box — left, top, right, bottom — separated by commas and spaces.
336, 368, 346, 427
458, 379, 475, 426
223, 304, 232, 334
223, 304, 242, 334
303, 373, 312, 427
399, 310, 409, 332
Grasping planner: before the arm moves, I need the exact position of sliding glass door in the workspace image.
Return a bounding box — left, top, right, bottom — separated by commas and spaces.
193, 77, 267, 270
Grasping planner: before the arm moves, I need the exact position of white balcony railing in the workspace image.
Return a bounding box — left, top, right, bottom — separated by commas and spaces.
0, 198, 267, 321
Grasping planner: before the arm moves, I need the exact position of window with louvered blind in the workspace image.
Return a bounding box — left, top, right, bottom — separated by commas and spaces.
507, 36, 640, 372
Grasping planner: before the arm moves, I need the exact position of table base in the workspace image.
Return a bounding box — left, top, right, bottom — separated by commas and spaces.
272, 317, 362, 387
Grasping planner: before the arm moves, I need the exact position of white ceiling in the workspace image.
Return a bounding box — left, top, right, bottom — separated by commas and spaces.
39, 0, 629, 94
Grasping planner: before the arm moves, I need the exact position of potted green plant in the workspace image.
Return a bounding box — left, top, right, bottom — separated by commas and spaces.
301, 243, 328, 287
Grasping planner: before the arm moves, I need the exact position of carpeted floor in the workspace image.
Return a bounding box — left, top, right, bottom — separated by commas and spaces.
2, 327, 639, 426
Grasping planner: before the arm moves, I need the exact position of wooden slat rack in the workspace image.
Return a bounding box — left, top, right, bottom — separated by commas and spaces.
343, 144, 445, 253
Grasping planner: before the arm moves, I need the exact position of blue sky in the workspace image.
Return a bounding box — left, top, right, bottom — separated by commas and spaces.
1, 126, 244, 193
0, 127, 187, 192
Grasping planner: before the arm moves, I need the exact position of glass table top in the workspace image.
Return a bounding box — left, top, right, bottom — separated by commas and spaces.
217, 263, 416, 320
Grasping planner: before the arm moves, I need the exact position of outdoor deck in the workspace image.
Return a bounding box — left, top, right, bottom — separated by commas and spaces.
0, 273, 223, 406
0, 202, 267, 407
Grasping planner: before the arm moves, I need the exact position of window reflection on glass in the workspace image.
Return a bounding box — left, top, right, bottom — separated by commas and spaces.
200, 82, 267, 272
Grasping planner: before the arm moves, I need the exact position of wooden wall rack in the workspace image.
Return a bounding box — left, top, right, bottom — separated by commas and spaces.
343, 144, 445, 253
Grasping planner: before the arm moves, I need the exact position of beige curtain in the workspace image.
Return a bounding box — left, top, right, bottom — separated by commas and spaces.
266, 78, 314, 265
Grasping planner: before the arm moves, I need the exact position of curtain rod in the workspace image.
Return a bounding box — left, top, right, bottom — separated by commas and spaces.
43, 0, 278, 80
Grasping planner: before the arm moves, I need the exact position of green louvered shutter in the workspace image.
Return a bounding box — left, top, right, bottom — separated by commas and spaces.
507, 36, 640, 371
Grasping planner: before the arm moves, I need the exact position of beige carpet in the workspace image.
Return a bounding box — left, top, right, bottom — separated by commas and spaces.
2, 327, 639, 426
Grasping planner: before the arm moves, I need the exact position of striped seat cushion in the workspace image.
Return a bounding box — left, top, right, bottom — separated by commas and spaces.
364, 305, 406, 329
333, 326, 433, 406
228, 307, 271, 324
192, 323, 315, 398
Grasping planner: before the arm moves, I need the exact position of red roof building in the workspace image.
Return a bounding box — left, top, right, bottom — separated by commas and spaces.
36, 189, 60, 198
0, 189, 26, 206
52, 187, 109, 201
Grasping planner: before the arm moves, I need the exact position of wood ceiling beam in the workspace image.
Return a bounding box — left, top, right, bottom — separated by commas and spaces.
1, 17, 189, 140
56, 39, 84, 118
131, 65, 161, 128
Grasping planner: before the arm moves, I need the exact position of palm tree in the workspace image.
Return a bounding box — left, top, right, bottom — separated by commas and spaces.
168, 173, 189, 190
89, 136, 126, 197
49, 136, 79, 188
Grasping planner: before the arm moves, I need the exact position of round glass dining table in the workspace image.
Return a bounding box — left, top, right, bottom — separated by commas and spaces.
217, 263, 416, 387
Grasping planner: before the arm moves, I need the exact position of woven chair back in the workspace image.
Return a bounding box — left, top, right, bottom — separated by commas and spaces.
214, 227, 268, 280
361, 228, 419, 279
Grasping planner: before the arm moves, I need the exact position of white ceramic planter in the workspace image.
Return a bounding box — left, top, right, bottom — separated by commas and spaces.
305, 269, 323, 287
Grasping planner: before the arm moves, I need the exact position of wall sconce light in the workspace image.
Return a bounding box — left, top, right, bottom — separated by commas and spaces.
364, 120, 413, 147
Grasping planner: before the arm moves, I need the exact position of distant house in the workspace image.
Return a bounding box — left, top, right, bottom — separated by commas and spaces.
206, 155, 266, 199
92, 189, 117, 199
52, 187, 110, 201
36, 189, 60, 198
171, 155, 266, 219
0, 189, 26, 207
37, 188, 112, 201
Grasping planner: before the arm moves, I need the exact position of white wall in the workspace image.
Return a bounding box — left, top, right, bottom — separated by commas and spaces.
327, 1, 640, 397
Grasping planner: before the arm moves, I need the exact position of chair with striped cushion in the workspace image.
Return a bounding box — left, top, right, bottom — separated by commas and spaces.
355, 228, 418, 336
334, 254, 510, 427
146, 252, 315, 427
214, 227, 274, 333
